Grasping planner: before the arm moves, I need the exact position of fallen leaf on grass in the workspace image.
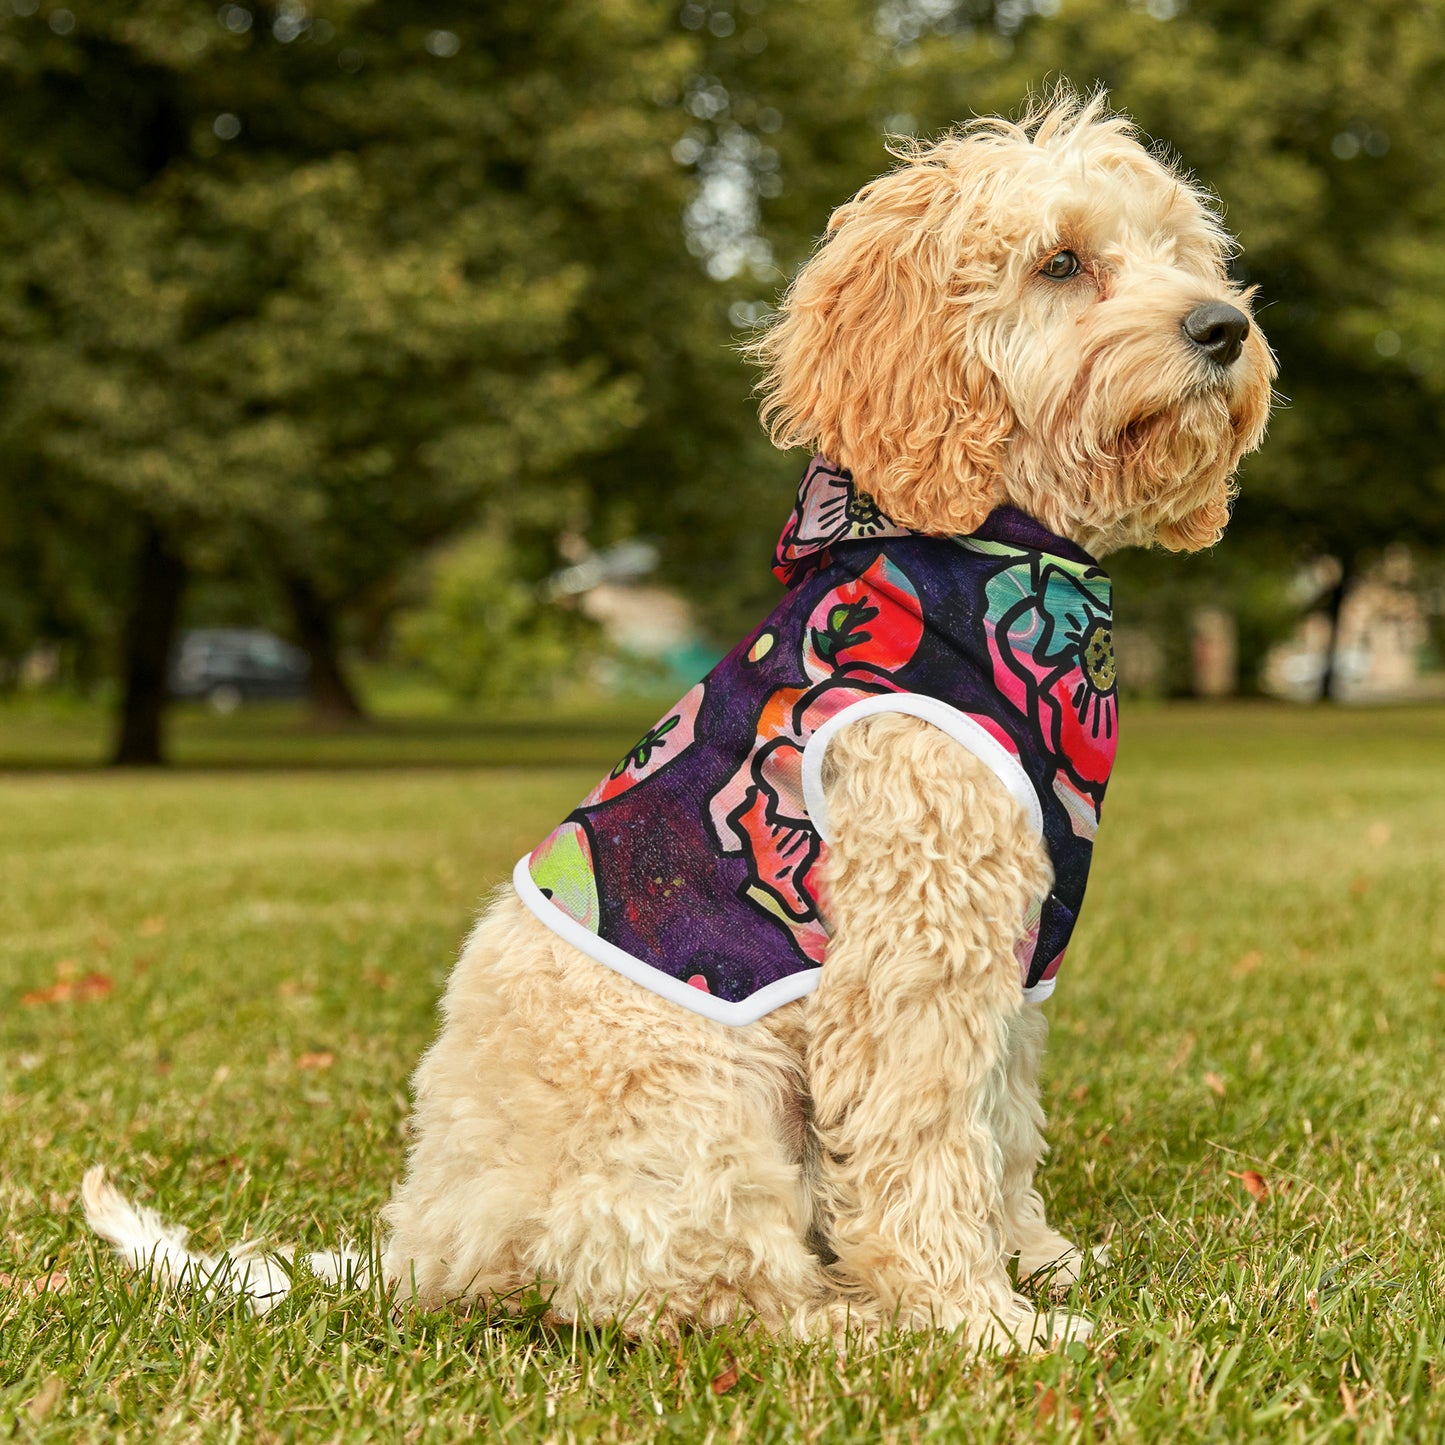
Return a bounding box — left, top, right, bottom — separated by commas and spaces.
295, 1051, 334, 1071
710, 1356, 739, 1395
0, 1268, 69, 1299
1203, 1071, 1227, 1098
1034, 1386, 1085, 1428
1034, 1386, 1058, 1425
1231, 950, 1263, 978
1167, 1034, 1196, 1073
21, 983, 67, 1007
1228, 1169, 1269, 1200
27, 1375, 64, 1423
21, 973, 113, 1007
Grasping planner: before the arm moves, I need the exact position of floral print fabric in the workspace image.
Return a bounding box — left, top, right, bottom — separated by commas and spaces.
519, 455, 1117, 1020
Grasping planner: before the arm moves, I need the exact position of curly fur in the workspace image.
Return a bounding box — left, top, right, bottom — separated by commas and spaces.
85, 89, 1272, 1353
378, 720, 1088, 1349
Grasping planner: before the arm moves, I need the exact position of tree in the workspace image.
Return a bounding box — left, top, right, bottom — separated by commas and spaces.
0, 0, 691, 758
16, 0, 1441, 736
891, 0, 1445, 691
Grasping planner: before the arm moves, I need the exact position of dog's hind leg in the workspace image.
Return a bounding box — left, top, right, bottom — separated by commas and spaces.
383, 896, 835, 1339
805, 713, 1090, 1350
516, 984, 833, 1340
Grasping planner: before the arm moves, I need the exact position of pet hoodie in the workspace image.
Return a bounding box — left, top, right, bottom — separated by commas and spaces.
513, 455, 1119, 1026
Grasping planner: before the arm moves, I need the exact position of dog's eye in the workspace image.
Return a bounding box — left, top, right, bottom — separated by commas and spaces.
1041, 250, 1082, 280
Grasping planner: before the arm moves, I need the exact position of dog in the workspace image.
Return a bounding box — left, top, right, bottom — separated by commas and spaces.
85, 90, 1273, 1351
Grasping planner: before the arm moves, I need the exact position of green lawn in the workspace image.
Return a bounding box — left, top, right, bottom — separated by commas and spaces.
2, 703, 1443, 1442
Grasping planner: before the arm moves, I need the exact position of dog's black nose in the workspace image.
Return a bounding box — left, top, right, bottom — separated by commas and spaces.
1182, 302, 1251, 366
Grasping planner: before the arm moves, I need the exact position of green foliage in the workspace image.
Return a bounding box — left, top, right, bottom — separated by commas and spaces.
0, 457, 131, 686
0, 0, 899, 688
5, 0, 1445, 704
895, 0, 1445, 564
396, 532, 598, 705
0, 0, 684, 623
577, 0, 888, 632
2, 704, 1443, 1439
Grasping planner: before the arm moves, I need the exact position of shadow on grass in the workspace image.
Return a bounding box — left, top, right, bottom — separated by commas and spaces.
3, 696, 1444, 774
0, 699, 671, 774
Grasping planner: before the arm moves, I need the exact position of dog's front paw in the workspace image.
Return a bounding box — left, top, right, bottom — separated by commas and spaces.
1018, 1239, 1110, 1294
1033, 1308, 1093, 1349
970, 1296, 1093, 1353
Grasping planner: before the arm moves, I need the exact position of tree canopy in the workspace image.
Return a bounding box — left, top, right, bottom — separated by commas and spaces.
1, 0, 1442, 752
0, 1, 703, 752
870, 0, 1445, 682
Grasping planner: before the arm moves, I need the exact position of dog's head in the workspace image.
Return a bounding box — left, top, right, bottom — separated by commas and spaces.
752, 91, 1275, 555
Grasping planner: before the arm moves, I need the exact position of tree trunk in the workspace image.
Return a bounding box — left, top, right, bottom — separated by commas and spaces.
1317, 555, 1354, 703
284, 572, 367, 724
111, 523, 187, 766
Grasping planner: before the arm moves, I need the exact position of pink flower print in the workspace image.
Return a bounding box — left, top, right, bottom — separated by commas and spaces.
983, 557, 1117, 794
709, 683, 809, 854
710, 675, 898, 965
729, 738, 816, 922
709, 551, 925, 966
801, 555, 925, 682
721, 737, 831, 964
773, 458, 908, 585
582, 682, 704, 808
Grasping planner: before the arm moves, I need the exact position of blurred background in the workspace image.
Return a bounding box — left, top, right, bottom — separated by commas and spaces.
2, 0, 1444, 766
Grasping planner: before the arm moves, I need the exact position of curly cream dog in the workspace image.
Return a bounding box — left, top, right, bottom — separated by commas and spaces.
85, 92, 1273, 1350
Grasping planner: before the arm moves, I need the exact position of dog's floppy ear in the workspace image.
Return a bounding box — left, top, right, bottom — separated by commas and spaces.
750, 145, 1013, 535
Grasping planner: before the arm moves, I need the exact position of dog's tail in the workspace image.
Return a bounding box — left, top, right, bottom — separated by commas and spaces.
81, 1165, 368, 1315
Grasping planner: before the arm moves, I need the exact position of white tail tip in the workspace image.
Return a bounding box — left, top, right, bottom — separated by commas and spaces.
81, 1166, 368, 1315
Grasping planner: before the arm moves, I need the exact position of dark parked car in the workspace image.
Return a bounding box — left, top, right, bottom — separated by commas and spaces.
169, 629, 310, 712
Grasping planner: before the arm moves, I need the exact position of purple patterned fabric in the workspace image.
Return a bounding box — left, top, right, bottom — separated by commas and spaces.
513, 456, 1118, 1025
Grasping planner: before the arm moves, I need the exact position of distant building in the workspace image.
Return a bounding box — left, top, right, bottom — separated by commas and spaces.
546, 540, 720, 688
1263, 548, 1441, 701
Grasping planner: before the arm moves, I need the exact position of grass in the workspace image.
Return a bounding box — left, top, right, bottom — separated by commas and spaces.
0, 682, 673, 771
1, 700, 1443, 1442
